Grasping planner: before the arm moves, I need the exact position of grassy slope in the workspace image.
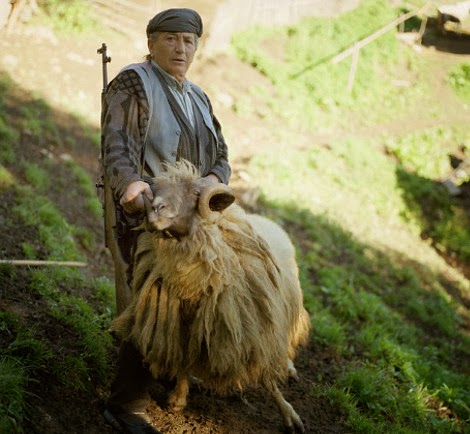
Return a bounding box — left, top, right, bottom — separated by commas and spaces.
232, 0, 470, 431
1, 0, 469, 432
0, 71, 115, 432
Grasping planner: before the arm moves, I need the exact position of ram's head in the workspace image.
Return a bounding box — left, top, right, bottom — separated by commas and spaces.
143, 179, 235, 239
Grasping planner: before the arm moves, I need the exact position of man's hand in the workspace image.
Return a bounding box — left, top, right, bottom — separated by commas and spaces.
202, 173, 220, 184
120, 181, 153, 215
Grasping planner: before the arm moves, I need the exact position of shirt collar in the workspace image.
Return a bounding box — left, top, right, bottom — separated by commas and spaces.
151, 60, 191, 93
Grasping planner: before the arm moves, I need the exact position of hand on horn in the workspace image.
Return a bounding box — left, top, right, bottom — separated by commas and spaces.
120, 181, 153, 215
201, 173, 220, 184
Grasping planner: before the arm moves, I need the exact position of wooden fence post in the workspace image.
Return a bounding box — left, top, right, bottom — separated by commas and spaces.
332, 3, 431, 91
347, 44, 360, 93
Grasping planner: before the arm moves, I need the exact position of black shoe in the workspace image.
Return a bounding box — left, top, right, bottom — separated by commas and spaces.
103, 406, 161, 434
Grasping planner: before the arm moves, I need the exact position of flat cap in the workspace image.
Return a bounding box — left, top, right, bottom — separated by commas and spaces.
146, 8, 203, 38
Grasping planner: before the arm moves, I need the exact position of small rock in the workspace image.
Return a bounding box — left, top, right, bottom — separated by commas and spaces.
442, 179, 461, 196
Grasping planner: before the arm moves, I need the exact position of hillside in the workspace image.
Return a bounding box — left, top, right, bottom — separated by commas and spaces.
1, 1, 469, 433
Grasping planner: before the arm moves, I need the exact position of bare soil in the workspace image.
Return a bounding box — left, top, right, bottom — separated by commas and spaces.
0, 6, 469, 434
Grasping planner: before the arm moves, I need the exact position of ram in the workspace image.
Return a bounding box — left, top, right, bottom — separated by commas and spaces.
111, 161, 311, 432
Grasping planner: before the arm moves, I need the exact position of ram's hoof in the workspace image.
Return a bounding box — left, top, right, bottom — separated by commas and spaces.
287, 359, 300, 382
167, 403, 185, 413
167, 394, 186, 413
284, 414, 305, 433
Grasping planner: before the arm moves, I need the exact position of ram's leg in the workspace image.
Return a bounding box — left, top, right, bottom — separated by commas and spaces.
168, 373, 189, 412
271, 384, 305, 433
287, 358, 300, 381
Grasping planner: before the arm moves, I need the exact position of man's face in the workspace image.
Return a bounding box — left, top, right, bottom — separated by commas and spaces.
148, 32, 197, 84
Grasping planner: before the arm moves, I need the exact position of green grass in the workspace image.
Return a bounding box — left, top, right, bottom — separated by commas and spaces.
385, 126, 468, 180
387, 125, 470, 262
248, 143, 470, 429
246, 118, 469, 431
0, 117, 18, 165
448, 62, 470, 102
8, 188, 114, 385
262, 197, 469, 431
234, 4, 470, 424
0, 356, 28, 433
30, 267, 113, 385
0, 193, 114, 427
0, 165, 14, 189
66, 159, 103, 218
231, 0, 432, 131
34, 0, 100, 34
0, 310, 52, 432
0, 66, 113, 429
23, 163, 51, 192
13, 187, 83, 261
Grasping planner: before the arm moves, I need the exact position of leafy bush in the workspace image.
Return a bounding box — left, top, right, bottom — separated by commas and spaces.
38, 0, 98, 33
388, 126, 470, 262
448, 62, 470, 101
386, 127, 467, 180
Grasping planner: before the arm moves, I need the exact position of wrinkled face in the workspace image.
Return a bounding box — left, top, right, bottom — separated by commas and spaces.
146, 179, 201, 238
148, 32, 197, 85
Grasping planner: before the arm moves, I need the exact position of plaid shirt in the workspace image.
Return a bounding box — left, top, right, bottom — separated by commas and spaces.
101, 67, 231, 200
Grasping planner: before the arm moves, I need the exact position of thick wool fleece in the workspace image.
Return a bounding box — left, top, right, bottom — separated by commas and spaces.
110, 177, 309, 394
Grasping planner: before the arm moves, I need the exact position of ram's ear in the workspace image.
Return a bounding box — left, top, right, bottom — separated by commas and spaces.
209, 191, 235, 212
199, 184, 235, 218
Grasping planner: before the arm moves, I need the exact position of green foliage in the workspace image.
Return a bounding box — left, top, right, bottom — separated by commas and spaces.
29, 268, 112, 387
249, 135, 469, 429
250, 125, 470, 263
2, 184, 111, 393
18, 99, 58, 139
4, 332, 49, 371
23, 163, 51, 192
249, 138, 412, 235
433, 207, 470, 260
0, 165, 14, 189
21, 242, 36, 259
311, 310, 346, 352
52, 355, 90, 392
0, 70, 13, 95
13, 187, 83, 261
0, 65, 113, 424
93, 276, 116, 318
0, 282, 112, 428
0, 357, 27, 433
385, 127, 465, 180
66, 159, 103, 218
0, 310, 53, 432
72, 226, 95, 252
334, 363, 460, 432
49, 294, 112, 385
231, 0, 427, 130
389, 126, 470, 262
448, 62, 470, 101
37, 0, 98, 34
0, 117, 18, 165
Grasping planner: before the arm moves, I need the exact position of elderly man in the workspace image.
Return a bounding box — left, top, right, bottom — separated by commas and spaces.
101, 8, 231, 433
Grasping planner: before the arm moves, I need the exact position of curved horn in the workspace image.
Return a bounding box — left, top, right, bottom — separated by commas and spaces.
198, 183, 235, 220
143, 193, 153, 217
